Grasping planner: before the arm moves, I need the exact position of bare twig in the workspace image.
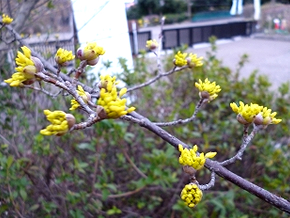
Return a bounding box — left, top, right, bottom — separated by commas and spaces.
199, 172, 216, 190
93, 186, 145, 199
220, 125, 263, 166
122, 148, 147, 179
153, 98, 205, 127
127, 66, 187, 93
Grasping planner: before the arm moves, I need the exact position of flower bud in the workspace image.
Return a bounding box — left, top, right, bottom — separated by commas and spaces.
236, 114, 250, 125
98, 80, 108, 89
96, 106, 107, 119
199, 91, 210, 99
76, 48, 84, 60
146, 39, 158, 50
31, 56, 44, 72
66, 114, 76, 129
183, 166, 196, 175
253, 113, 263, 125
23, 65, 37, 76
22, 78, 36, 85
87, 56, 100, 66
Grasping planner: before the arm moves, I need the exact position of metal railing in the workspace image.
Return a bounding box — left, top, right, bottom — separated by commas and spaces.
0, 38, 76, 67
162, 21, 256, 49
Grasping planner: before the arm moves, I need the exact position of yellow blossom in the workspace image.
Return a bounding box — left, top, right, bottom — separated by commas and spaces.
77, 42, 105, 66
70, 85, 90, 110
174, 51, 187, 67
230, 101, 282, 126
187, 53, 203, 68
257, 107, 282, 125
178, 144, 216, 170
230, 101, 262, 124
4, 46, 39, 87
55, 48, 75, 66
97, 74, 135, 119
146, 39, 158, 50
180, 183, 203, 208
195, 78, 221, 102
2, 14, 13, 24
40, 110, 75, 136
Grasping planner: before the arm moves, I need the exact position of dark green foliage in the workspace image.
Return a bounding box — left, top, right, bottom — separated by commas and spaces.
126, 0, 187, 19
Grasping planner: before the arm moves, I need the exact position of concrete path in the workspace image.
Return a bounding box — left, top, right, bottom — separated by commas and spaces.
187, 36, 290, 90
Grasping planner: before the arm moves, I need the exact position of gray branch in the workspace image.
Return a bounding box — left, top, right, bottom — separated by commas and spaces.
128, 111, 290, 214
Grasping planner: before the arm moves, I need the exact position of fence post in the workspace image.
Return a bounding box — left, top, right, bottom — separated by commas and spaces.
132, 21, 138, 55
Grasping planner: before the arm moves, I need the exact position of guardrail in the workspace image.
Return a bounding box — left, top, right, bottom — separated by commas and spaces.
162, 21, 256, 49
0, 39, 75, 67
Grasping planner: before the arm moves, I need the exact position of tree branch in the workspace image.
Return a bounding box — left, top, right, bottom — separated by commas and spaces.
127, 111, 290, 214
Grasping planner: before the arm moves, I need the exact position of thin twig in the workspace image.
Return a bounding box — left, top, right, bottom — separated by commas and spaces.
153, 98, 205, 127
122, 148, 147, 178
199, 172, 216, 190
220, 125, 263, 166
127, 66, 187, 93
93, 186, 145, 199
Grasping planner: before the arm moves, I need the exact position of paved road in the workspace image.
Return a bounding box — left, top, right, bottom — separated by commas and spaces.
187, 36, 290, 90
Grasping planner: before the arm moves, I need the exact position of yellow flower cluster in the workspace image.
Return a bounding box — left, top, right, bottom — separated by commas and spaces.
2, 14, 13, 24
174, 51, 188, 67
178, 144, 217, 170
230, 101, 282, 126
97, 74, 135, 119
146, 39, 158, 50
5, 46, 37, 87
174, 51, 203, 67
55, 48, 75, 66
195, 78, 221, 102
70, 85, 90, 110
188, 53, 203, 68
40, 110, 75, 136
180, 183, 203, 208
77, 42, 105, 66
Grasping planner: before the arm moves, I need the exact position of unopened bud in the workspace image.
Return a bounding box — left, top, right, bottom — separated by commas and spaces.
22, 78, 36, 85
96, 106, 107, 119
236, 114, 250, 125
87, 56, 99, 66
23, 65, 37, 76
183, 165, 196, 175
199, 91, 210, 99
31, 56, 44, 72
76, 48, 84, 60
66, 114, 76, 129
253, 113, 263, 125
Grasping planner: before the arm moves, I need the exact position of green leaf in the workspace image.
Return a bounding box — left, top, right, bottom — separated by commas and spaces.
19, 189, 27, 200
1, 144, 8, 149
47, 0, 55, 9
106, 206, 121, 215
106, 184, 117, 192
77, 143, 95, 152
29, 204, 40, 211
6, 155, 14, 169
